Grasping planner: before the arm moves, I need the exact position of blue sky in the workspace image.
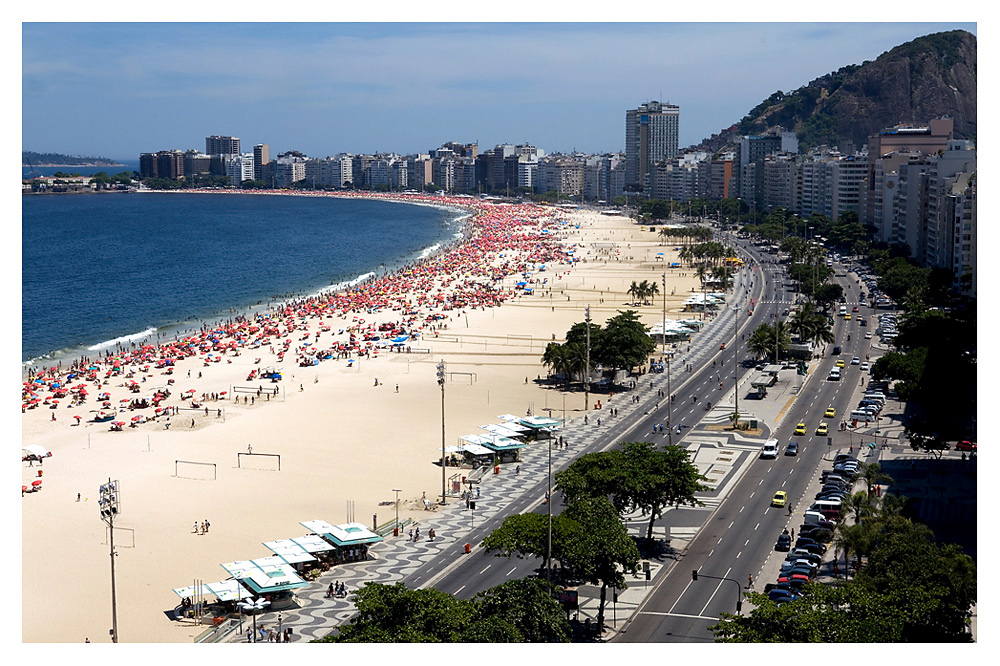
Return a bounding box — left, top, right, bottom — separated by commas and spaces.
22, 20, 977, 161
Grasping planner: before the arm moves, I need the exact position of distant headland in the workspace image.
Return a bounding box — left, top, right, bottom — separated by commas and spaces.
23, 151, 125, 167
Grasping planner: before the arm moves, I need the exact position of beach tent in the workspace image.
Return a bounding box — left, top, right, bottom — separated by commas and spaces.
22, 444, 52, 460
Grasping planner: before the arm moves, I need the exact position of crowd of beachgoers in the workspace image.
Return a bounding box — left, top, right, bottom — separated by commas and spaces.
22, 193, 577, 428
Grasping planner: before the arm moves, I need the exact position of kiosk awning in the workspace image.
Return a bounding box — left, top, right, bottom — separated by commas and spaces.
261, 542, 318, 564
291, 535, 336, 554
239, 568, 309, 595
300, 520, 383, 547
220, 560, 262, 579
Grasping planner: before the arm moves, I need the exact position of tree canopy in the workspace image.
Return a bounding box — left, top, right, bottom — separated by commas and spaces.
555, 441, 707, 542
327, 579, 571, 643
710, 517, 976, 642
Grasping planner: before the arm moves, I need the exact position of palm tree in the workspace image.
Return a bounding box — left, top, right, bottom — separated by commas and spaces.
841, 490, 877, 525
627, 281, 641, 305
712, 266, 734, 293
857, 462, 893, 496
646, 280, 660, 305
808, 317, 835, 354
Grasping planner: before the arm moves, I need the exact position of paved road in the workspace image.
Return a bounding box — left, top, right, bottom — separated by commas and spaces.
412, 243, 769, 601
616, 250, 881, 642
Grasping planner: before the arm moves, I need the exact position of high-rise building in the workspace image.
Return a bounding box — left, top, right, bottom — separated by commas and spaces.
253, 144, 269, 181
206, 135, 241, 156
625, 101, 680, 191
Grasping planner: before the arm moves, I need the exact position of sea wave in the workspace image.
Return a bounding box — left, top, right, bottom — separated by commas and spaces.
417, 243, 441, 260
87, 327, 159, 351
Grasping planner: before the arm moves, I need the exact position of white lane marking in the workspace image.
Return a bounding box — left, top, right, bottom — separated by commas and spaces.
754, 522, 760, 531
479, 565, 491, 574
506, 567, 517, 577
668, 578, 696, 614
700, 566, 732, 616
455, 585, 466, 594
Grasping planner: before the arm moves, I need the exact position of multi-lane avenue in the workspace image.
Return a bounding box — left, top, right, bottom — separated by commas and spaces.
402, 234, 878, 643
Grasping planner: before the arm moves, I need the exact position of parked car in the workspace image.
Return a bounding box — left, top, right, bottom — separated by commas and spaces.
769, 589, 799, 604
794, 539, 828, 554
787, 549, 822, 566
798, 527, 834, 542
956, 440, 977, 452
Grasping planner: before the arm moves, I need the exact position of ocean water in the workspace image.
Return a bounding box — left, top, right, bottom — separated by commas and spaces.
21, 192, 462, 364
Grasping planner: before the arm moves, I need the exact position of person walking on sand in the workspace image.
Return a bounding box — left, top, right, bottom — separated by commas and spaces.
193, 522, 199, 534
204, 519, 210, 533
247, 443, 252, 454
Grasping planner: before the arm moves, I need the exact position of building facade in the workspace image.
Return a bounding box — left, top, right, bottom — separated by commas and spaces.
625, 101, 680, 192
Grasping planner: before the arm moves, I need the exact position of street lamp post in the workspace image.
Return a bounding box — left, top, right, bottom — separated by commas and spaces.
436, 361, 447, 505
661, 273, 667, 355
667, 356, 673, 446
392, 488, 402, 534
584, 306, 591, 414
98, 478, 120, 643
238, 598, 270, 643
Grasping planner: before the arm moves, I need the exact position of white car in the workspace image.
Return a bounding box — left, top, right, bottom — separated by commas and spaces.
860, 362, 869, 371
851, 356, 860, 365
864, 332, 872, 339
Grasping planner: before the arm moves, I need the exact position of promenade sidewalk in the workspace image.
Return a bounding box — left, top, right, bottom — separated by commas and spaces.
221, 262, 761, 642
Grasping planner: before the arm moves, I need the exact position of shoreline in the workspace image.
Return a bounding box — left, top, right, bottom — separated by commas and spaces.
21, 190, 475, 371
21, 201, 710, 642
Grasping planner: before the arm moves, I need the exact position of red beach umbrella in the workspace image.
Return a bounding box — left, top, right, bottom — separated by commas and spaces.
31, 480, 42, 487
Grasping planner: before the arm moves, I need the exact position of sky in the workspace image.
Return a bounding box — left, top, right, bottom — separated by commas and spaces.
20, 13, 978, 162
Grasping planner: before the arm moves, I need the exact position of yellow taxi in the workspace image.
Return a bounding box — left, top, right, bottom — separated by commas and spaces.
836, 360, 845, 368
825, 407, 836, 418
816, 422, 829, 436
845, 314, 852, 320
771, 491, 788, 508
794, 422, 807, 435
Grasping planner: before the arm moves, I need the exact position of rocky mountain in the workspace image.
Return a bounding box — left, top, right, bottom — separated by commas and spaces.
695, 30, 976, 153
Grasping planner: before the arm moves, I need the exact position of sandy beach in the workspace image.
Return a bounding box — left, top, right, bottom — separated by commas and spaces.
20, 196, 708, 643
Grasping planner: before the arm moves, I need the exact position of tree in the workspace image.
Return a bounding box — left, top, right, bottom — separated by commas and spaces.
594, 310, 655, 376
480, 511, 576, 571
856, 462, 893, 496
471, 578, 572, 642
555, 442, 708, 542
327, 579, 572, 642
855, 519, 976, 642
560, 497, 640, 632
331, 582, 474, 642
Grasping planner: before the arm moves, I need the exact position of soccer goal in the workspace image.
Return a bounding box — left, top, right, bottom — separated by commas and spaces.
237, 452, 281, 471
174, 459, 217, 480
